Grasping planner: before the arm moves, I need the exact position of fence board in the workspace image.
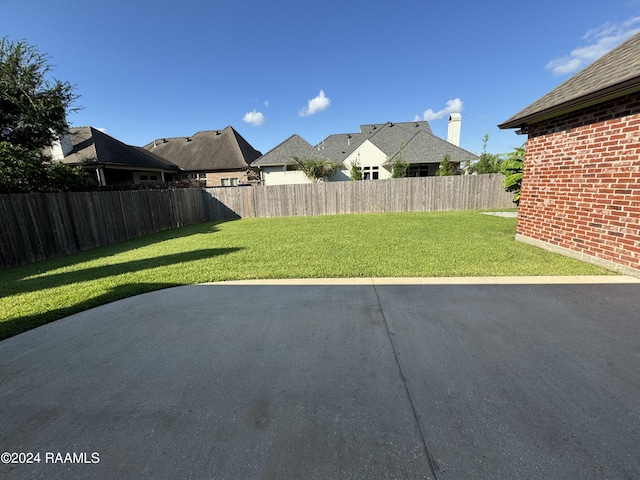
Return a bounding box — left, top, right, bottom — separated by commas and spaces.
0, 189, 208, 269
1, 174, 514, 269
204, 174, 513, 220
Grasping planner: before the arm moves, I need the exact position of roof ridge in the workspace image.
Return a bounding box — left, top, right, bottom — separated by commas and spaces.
387, 130, 422, 159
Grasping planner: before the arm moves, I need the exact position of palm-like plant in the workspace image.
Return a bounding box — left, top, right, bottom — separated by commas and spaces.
288, 157, 343, 183
501, 145, 525, 205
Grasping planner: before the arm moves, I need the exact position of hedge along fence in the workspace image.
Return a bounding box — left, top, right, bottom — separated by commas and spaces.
0, 188, 208, 269
0, 174, 514, 269
204, 173, 514, 219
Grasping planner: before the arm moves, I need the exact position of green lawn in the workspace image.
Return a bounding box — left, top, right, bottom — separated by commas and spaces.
0, 211, 612, 340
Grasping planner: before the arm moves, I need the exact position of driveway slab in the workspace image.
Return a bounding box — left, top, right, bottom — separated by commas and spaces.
375, 283, 640, 479
1, 280, 639, 479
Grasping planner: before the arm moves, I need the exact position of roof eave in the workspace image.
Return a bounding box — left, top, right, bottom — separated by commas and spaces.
498, 77, 640, 130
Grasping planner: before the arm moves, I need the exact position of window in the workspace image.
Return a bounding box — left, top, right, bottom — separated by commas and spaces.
408, 165, 432, 177
221, 177, 239, 187
362, 166, 379, 180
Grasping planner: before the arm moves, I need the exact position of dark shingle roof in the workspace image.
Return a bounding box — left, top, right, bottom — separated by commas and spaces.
387, 131, 478, 164
143, 126, 262, 171
315, 133, 368, 162
360, 121, 432, 135
252, 134, 329, 166
499, 32, 640, 129
367, 123, 425, 156
54, 127, 179, 171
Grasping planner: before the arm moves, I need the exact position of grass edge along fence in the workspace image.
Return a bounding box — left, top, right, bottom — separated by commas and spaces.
1, 174, 513, 269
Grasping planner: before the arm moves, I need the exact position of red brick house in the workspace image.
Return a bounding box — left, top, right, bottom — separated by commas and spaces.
499, 32, 640, 277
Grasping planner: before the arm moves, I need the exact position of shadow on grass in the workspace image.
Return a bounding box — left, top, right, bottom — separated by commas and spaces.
0, 246, 242, 341
3, 219, 232, 276
0, 282, 182, 341
5, 248, 242, 297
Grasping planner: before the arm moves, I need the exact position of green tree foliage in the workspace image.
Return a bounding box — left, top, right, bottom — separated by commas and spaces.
391, 141, 409, 178
0, 37, 78, 150
0, 142, 46, 193
470, 134, 502, 174
501, 145, 525, 205
436, 155, 459, 176
0, 142, 95, 193
288, 156, 343, 183
0, 37, 94, 193
349, 157, 363, 181
46, 161, 97, 192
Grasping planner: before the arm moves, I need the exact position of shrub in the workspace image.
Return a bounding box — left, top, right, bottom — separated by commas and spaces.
288, 157, 343, 182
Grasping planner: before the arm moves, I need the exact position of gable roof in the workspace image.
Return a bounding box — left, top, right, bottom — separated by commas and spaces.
367, 122, 429, 157
252, 134, 329, 166
386, 130, 478, 164
252, 121, 476, 167
315, 133, 368, 162
252, 121, 452, 167
50, 127, 179, 171
142, 126, 262, 171
499, 32, 640, 129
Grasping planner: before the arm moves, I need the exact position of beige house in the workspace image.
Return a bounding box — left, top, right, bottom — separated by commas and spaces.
252, 120, 477, 185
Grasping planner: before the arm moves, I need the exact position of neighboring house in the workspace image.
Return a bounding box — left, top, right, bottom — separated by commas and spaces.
142, 126, 262, 187
252, 120, 478, 185
499, 32, 640, 276
48, 127, 180, 186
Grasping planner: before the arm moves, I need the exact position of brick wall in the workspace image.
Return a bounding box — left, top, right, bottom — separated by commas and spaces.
517, 92, 640, 275
205, 170, 252, 187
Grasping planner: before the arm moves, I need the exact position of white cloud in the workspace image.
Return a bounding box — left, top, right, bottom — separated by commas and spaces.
96, 127, 107, 133
243, 110, 265, 126
546, 17, 640, 75
299, 89, 331, 117
417, 98, 463, 121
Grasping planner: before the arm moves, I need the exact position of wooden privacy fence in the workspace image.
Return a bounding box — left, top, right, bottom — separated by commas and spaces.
0, 189, 206, 269
204, 173, 514, 219
0, 174, 514, 269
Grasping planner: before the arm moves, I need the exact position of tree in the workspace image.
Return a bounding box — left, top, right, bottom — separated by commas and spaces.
0, 37, 93, 193
0, 142, 46, 193
391, 141, 409, 178
45, 161, 97, 192
501, 145, 525, 205
436, 155, 459, 176
470, 134, 502, 174
349, 156, 363, 181
287, 156, 343, 183
1, 37, 78, 151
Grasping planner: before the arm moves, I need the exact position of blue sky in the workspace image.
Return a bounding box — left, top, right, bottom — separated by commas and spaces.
2, 0, 640, 156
